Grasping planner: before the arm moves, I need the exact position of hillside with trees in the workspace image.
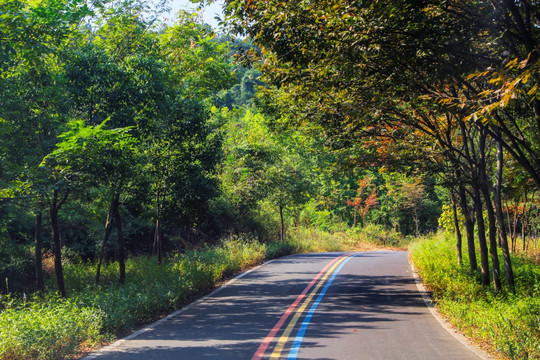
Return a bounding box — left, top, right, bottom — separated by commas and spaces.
0, 0, 539, 359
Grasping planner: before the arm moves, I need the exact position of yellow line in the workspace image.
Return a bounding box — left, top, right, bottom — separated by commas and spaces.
269, 255, 351, 359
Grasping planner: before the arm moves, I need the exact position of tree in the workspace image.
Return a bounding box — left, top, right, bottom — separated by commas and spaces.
47, 120, 140, 284
265, 159, 310, 241
160, 10, 236, 104
1, 0, 91, 294
347, 176, 378, 228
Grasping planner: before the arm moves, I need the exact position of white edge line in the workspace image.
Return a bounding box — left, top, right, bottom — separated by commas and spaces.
409, 261, 493, 360
82, 259, 275, 359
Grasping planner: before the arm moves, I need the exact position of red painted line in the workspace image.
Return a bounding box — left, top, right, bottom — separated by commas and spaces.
251, 253, 350, 360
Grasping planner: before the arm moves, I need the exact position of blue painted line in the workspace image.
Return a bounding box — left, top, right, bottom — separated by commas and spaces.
287, 253, 359, 359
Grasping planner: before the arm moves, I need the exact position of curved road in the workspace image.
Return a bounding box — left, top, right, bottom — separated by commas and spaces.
85, 251, 488, 360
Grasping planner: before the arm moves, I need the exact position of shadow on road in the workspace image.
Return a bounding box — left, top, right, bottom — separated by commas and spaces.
90, 251, 432, 360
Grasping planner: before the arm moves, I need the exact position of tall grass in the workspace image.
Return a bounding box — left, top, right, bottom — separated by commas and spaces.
410, 232, 540, 360
288, 223, 407, 253
0, 226, 402, 360
0, 299, 103, 360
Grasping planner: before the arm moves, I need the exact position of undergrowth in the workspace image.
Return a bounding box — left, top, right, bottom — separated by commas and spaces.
410, 232, 540, 360
288, 223, 406, 253
0, 225, 402, 360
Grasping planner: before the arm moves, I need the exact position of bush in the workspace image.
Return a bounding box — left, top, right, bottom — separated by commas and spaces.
0, 297, 103, 360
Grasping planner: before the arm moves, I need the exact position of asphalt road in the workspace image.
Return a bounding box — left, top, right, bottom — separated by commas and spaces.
85, 251, 488, 360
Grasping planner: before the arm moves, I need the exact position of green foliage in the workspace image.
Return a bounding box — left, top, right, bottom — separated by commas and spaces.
410, 233, 540, 359
44, 120, 139, 188
160, 10, 236, 103
298, 200, 337, 232
217, 67, 264, 108
438, 203, 464, 234
0, 298, 103, 360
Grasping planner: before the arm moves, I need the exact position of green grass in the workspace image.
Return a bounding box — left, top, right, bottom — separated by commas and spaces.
0, 298, 103, 360
0, 226, 404, 360
410, 232, 540, 360
287, 223, 407, 253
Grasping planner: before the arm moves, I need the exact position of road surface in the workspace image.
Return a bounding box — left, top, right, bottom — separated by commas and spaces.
85, 251, 488, 360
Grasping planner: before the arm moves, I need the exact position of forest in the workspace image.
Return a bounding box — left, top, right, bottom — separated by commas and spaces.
0, 0, 539, 359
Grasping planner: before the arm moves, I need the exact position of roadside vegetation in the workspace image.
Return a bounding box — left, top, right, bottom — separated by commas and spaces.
410, 232, 540, 360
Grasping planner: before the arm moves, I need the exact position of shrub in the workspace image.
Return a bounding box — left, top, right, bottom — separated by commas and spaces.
0, 297, 103, 360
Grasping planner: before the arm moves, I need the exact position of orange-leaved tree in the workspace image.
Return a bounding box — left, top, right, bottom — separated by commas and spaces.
347, 176, 378, 228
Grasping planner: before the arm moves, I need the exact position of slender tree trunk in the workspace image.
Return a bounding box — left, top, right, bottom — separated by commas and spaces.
96, 193, 117, 284
522, 219, 527, 251
279, 205, 285, 241
478, 129, 501, 291
115, 203, 125, 284
155, 191, 162, 265
413, 207, 419, 237
454, 122, 479, 272
50, 189, 67, 298
505, 201, 517, 252
458, 182, 477, 272
35, 210, 44, 292
155, 219, 161, 265
450, 192, 463, 266
494, 138, 515, 290
481, 184, 502, 291
522, 193, 529, 252
513, 198, 521, 252
472, 182, 490, 285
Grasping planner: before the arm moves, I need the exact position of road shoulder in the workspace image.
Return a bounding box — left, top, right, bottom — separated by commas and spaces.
409, 260, 494, 360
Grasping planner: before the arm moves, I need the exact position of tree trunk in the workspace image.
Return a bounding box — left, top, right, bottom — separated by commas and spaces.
96, 193, 118, 284
115, 204, 125, 284
522, 192, 529, 252
413, 207, 419, 237
478, 129, 501, 291
521, 217, 527, 252
458, 182, 477, 272
480, 184, 502, 291
450, 192, 463, 266
472, 182, 490, 286
155, 219, 161, 265
505, 201, 517, 252
279, 205, 285, 241
493, 138, 515, 291
154, 191, 162, 265
50, 189, 67, 298
35, 210, 44, 292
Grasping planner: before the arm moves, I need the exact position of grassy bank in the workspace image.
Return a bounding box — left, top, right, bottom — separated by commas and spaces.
410, 232, 540, 360
0, 225, 403, 360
